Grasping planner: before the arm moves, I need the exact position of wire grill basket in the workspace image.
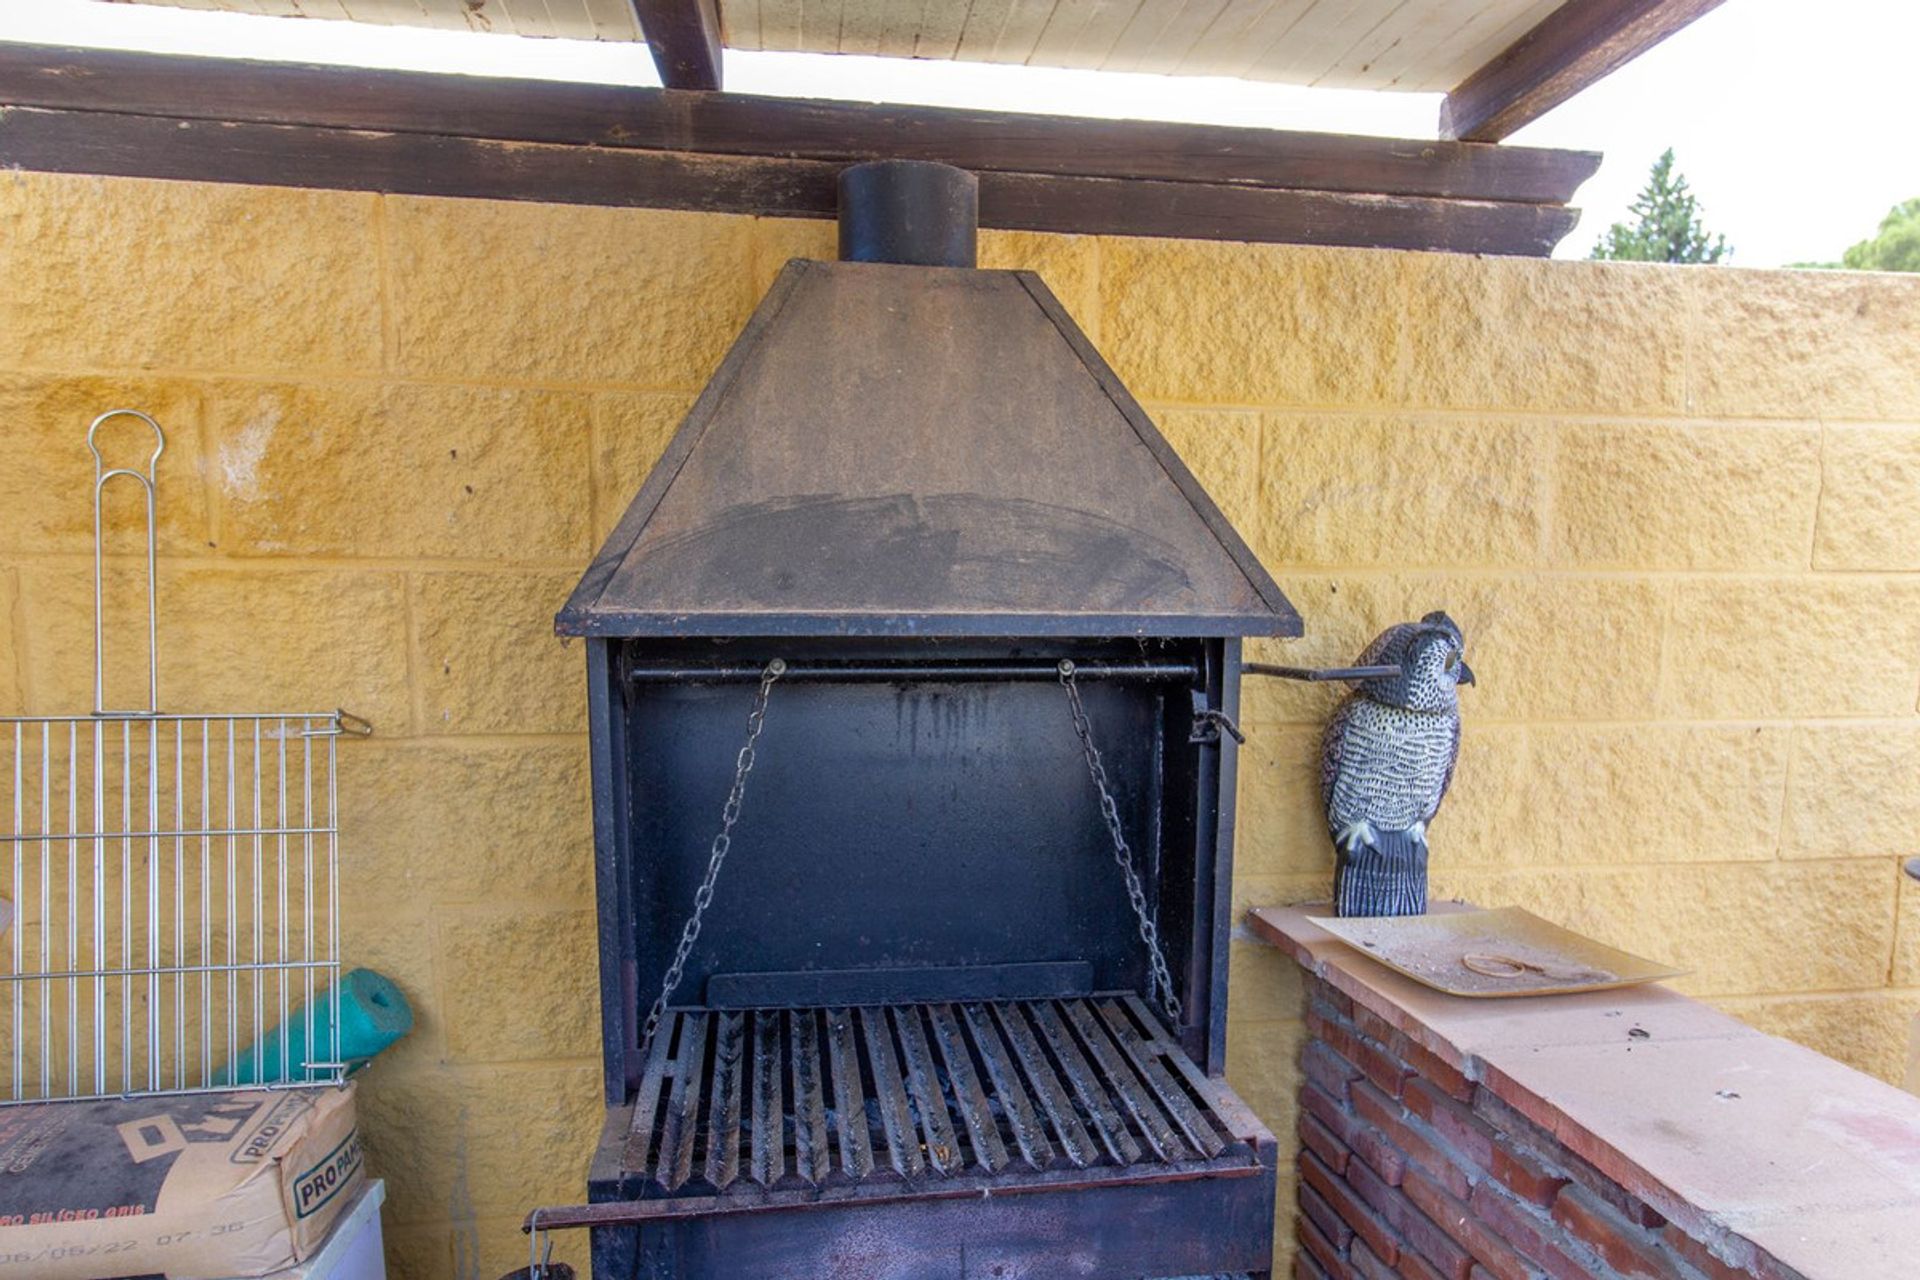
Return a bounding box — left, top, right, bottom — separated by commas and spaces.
0, 411, 370, 1103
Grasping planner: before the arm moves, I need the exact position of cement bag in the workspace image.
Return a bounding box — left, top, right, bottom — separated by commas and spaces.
0, 1085, 361, 1279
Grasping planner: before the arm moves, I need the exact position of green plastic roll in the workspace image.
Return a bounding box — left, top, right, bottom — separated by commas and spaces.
216, 967, 414, 1086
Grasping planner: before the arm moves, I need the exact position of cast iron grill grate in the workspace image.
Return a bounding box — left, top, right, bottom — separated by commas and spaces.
626, 994, 1248, 1199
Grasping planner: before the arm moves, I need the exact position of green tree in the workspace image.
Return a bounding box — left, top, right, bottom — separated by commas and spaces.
1591, 149, 1730, 264
1840, 198, 1920, 272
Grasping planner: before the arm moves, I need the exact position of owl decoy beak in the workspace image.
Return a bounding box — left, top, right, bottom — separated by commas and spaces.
1457, 660, 1476, 686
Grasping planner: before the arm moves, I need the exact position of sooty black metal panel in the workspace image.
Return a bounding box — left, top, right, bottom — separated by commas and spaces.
556, 260, 1299, 639
620, 641, 1186, 1022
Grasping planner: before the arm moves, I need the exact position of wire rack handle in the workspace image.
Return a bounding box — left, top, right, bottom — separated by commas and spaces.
87, 409, 165, 717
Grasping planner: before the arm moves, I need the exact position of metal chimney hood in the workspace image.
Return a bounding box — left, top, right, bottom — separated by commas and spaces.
557, 161, 1300, 640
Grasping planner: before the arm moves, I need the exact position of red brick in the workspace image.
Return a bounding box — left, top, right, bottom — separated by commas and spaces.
1309, 1008, 1411, 1099
1342, 1156, 1403, 1264
1551, 1185, 1688, 1280
1404, 1078, 1497, 1173
1353, 1005, 1476, 1101
1307, 975, 1356, 1019
1298, 1213, 1346, 1278
1477, 1077, 1685, 1229
1301, 1149, 1401, 1268
1351, 1123, 1408, 1187
1661, 1228, 1764, 1280
1468, 1181, 1595, 1280
1351, 1079, 1475, 1199
1351, 1238, 1401, 1280
1397, 1252, 1447, 1280
1302, 1183, 1356, 1251
1296, 1249, 1333, 1280
1403, 1166, 1527, 1280
1304, 1037, 1364, 1101
1471, 1088, 1667, 1229
1302, 1110, 1353, 1176
1491, 1143, 1569, 1208
1302, 1081, 1365, 1150
1347, 1158, 1471, 1280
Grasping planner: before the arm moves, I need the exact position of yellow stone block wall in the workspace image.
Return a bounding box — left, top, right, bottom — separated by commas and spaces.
3, 170, 1918, 1278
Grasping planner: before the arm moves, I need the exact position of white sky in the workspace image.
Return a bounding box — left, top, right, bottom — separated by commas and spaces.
3, 0, 1914, 267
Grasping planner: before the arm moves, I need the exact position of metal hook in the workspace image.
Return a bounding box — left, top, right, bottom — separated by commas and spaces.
87, 410, 166, 717
332, 709, 375, 738
526, 1208, 556, 1280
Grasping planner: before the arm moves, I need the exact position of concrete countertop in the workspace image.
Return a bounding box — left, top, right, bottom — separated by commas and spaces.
1249, 902, 1920, 1280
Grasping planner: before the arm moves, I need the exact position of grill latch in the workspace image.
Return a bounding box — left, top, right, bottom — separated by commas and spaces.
1188, 691, 1246, 745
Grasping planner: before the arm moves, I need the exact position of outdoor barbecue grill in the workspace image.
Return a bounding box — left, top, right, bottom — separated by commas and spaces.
543, 161, 1302, 1280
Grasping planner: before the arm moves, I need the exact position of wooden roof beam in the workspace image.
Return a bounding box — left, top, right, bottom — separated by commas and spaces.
634, 0, 723, 91
1439, 0, 1725, 143
0, 45, 1600, 206
0, 45, 1604, 256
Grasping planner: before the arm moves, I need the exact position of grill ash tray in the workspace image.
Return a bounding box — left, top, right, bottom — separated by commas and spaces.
603, 995, 1262, 1217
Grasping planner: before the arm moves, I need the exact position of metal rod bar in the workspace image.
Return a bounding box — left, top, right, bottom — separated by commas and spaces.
302, 721, 313, 1084
251, 721, 263, 1084
225, 720, 237, 1084
147, 716, 159, 1093
67, 721, 77, 1096
40, 724, 51, 1097
992, 1002, 1093, 1168
624, 660, 1201, 685
824, 1009, 873, 1180
173, 719, 183, 1089
892, 1005, 959, 1176
0, 1078, 346, 1109
1, 712, 361, 728
0, 959, 339, 982
200, 719, 210, 1089
0, 823, 342, 844
627, 1012, 675, 1175
962, 1002, 1053, 1169
521, 1160, 1264, 1231
120, 719, 130, 1092
928, 1002, 1005, 1173
1094, 999, 1223, 1158
88, 410, 165, 717
12, 723, 22, 1100
859, 1006, 921, 1179
705, 1010, 744, 1190
1028, 999, 1139, 1165
662, 1010, 708, 1191
276, 720, 288, 1090
91, 718, 104, 1094
790, 1009, 828, 1185
327, 732, 340, 1084
1063, 998, 1181, 1162
748, 1009, 784, 1188
1242, 662, 1400, 683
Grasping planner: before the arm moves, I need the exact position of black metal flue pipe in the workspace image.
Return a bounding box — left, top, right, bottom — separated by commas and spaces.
838, 159, 979, 267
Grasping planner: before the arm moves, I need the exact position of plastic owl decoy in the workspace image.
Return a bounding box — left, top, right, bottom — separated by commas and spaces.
1319, 611, 1474, 917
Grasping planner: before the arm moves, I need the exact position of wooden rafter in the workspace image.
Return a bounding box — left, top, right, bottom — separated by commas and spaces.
1440, 0, 1725, 143
633, 0, 724, 91
0, 45, 1599, 204
0, 44, 1603, 257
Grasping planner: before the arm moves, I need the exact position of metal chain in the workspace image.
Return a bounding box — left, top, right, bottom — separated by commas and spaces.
639, 658, 786, 1055
1058, 660, 1182, 1027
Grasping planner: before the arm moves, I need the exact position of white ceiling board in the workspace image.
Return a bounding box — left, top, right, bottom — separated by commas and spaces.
112, 0, 1570, 90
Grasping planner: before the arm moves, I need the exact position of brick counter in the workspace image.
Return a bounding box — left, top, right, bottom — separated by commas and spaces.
1249, 904, 1920, 1280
